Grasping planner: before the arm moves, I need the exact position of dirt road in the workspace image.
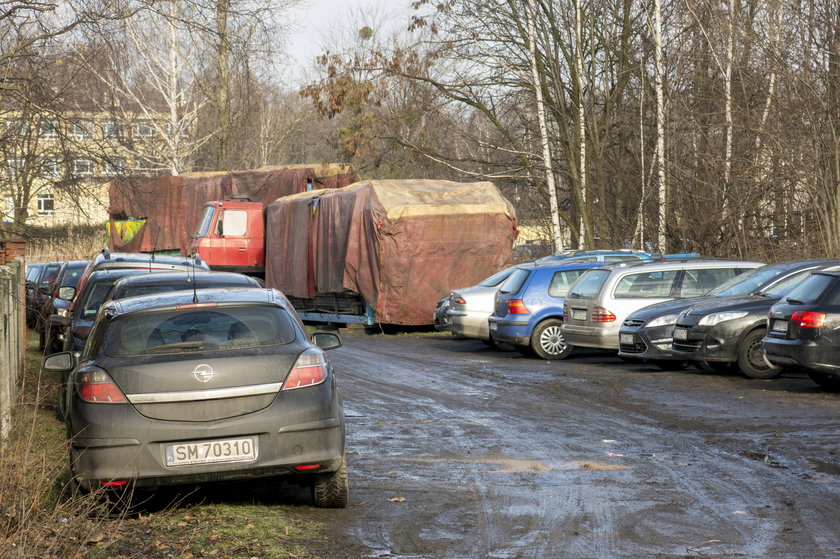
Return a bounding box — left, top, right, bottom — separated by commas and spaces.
305, 332, 840, 559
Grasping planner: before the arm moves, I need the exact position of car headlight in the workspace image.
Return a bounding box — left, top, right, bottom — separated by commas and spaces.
646, 314, 680, 328
698, 311, 748, 327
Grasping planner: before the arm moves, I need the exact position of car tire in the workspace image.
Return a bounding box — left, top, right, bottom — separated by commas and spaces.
530, 319, 573, 360
38, 325, 47, 351
807, 371, 840, 391
312, 456, 349, 508
737, 329, 781, 379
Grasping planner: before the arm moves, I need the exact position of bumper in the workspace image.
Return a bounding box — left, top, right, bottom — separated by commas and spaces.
68, 386, 346, 491
562, 323, 619, 350
671, 324, 739, 362
617, 325, 679, 360
488, 318, 531, 346
763, 337, 840, 375
447, 310, 491, 340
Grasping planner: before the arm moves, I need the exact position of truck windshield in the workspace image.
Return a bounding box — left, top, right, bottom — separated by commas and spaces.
194, 206, 216, 238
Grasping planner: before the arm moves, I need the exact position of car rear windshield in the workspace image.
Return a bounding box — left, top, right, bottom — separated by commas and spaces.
782, 273, 836, 305
499, 268, 532, 294
567, 269, 611, 298
117, 281, 250, 300
758, 269, 816, 298
102, 305, 298, 357
548, 269, 589, 297
613, 270, 678, 298
478, 267, 515, 288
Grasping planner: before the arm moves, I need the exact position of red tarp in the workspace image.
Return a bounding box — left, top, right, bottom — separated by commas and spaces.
265, 179, 518, 325
108, 165, 357, 254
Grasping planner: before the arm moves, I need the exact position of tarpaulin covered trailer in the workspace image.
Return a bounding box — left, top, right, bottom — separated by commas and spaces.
265, 179, 518, 326
108, 164, 356, 254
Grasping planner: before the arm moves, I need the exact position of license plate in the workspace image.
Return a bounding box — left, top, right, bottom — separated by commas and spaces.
572, 310, 587, 321
165, 437, 258, 467
772, 319, 788, 333
673, 327, 688, 341
619, 334, 634, 344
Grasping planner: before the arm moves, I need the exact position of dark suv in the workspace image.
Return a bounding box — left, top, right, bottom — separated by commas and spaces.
764, 267, 840, 389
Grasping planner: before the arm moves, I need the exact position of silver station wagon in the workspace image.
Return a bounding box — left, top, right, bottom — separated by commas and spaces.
43, 287, 348, 508
561, 259, 763, 351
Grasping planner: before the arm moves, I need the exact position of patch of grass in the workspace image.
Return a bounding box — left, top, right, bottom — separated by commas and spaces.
91, 503, 320, 559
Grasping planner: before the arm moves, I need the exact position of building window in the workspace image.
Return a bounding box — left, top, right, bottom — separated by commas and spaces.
102, 119, 124, 139
133, 120, 155, 139
72, 158, 94, 177
103, 156, 127, 176
5, 157, 23, 179
69, 120, 92, 140
37, 193, 54, 216
38, 118, 60, 140
39, 157, 61, 179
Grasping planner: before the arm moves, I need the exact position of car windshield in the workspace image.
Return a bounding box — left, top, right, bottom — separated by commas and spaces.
61, 266, 87, 288
102, 305, 297, 357
782, 273, 835, 304
478, 267, 516, 288
567, 269, 611, 298
708, 265, 785, 296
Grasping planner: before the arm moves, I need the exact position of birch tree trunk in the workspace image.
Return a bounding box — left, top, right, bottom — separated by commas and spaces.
575, 0, 590, 248
654, 0, 667, 252
526, 0, 563, 253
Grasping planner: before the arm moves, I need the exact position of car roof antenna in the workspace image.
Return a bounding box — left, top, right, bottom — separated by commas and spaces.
149, 225, 162, 272
191, 259, 199, 304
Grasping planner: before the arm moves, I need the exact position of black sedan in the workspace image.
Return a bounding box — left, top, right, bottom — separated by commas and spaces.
42, 288, 348, 507
765, 267, 840, 390
618, 261, 834, 368
671, 260, 840, 378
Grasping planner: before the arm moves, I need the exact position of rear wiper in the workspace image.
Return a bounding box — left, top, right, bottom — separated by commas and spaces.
145, 341, 204, 353
568, 292, 583, 298
784, 298, 805, 305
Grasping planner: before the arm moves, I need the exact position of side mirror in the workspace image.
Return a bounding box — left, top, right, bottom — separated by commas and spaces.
42, 352, 74, 373
312, 331, 342, 350
58, 286, 76, 301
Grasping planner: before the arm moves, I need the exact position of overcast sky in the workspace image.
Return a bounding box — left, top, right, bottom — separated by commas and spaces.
283, 0, 409, 84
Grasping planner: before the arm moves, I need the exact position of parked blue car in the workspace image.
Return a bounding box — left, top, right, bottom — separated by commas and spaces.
488, 261, 604, 359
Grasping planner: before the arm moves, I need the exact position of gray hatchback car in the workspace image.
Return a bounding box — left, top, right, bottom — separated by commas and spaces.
43, 288, 348, 508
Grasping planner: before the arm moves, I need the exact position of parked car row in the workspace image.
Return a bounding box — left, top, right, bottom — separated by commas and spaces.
437, 252, 840, 391
33, 249, 348, 509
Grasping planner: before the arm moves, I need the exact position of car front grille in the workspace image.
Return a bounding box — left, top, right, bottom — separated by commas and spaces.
623, 318, 646, 328
619, 335, 646, 354
672, 340, 702, 352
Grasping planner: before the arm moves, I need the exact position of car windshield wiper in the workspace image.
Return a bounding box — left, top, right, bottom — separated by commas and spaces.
144, 341, 204, 353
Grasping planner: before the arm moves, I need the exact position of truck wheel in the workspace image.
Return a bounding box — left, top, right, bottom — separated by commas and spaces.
737, 329, 781, 379
312, 456, 348, 508
530, 319, 573, 360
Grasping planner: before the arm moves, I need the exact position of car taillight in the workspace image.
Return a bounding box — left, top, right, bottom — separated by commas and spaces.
507, 299, 530, 315
593, 307, 616, 322
283, 349, 328, 390
77, 368, 127, 403
452, 297, 467, 305
791, 311, 826, 329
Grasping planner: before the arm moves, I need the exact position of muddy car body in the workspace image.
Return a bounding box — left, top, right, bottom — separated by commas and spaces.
764, 267, 840, 389
671, 260, 840, 378
43, 288, 348, 507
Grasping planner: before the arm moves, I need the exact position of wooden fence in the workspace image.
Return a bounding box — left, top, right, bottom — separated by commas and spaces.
1, 238, 26, 441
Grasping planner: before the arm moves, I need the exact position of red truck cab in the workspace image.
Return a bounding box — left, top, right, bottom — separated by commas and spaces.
188, 196, 266, 276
